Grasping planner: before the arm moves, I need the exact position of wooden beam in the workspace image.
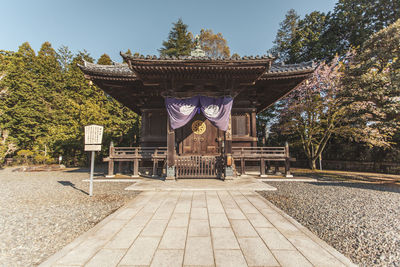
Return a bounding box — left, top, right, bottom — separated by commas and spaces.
166, 117, 176, 180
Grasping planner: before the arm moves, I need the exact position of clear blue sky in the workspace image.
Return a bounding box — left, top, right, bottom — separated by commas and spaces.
1, 0, 337, 62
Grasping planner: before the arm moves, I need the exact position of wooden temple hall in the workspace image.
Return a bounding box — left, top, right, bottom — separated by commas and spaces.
78, 50, 315, 180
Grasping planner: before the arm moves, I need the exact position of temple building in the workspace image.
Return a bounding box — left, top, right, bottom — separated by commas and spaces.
78, 50, 315, 180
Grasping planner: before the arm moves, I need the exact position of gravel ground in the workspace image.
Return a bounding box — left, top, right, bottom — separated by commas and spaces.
0, 167, 140, 267
259, 180, 400, 267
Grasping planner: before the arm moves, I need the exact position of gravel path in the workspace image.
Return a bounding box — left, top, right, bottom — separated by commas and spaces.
0, 167, 140, 267
259, 180, 400, 267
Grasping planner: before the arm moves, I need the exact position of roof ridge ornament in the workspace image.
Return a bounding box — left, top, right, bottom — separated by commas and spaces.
190, 34, 206, 57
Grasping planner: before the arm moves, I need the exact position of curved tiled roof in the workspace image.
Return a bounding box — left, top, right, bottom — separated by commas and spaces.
260, 61, 316, 80
78, 58, 316, 81
77, 61, 137, 81
120, 52, 275, 62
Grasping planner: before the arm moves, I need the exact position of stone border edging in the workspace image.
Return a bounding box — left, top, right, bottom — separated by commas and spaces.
38, 196, 141, 266
254, 191, 357, 267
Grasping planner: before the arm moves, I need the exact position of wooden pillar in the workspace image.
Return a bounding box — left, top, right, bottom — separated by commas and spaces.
251, 110, 257, 147
106, 142, 115, 177
285, 141, 293, 177
152, 148, 158, 177
132, 148, 139, 178
166, 117, 176, 180
117, 161, 123, 174
260, 157, 266, 177
224, 114, 234, 180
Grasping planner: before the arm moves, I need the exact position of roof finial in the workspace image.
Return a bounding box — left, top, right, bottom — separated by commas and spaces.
191, 34, 206, 57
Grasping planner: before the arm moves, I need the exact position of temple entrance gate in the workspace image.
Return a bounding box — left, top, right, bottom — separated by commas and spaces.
176, 114, 220, 155
175, 114, 222, 179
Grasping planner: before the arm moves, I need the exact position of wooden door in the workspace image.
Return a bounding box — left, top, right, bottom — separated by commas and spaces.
176, 113, 219, 155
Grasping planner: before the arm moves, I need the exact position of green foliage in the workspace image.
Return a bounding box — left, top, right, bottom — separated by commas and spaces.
16, 149, 34, 165
269, 9, 299, 62
0, 42, 140, 166
328, 0, 400, 56
97, 53, 112, 65
270, 0, 400, 63
159, 18, 193, 57
289, 11, 328, 63
199, 29, 230, 58
341, 19, 400, 147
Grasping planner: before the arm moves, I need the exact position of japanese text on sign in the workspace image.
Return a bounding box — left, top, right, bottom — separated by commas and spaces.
84, 125, 104, 145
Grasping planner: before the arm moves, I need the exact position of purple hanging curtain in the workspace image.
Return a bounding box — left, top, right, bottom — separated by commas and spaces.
165, 96, 233, 131
165, 96, 200, 129
200, 96, 233, 131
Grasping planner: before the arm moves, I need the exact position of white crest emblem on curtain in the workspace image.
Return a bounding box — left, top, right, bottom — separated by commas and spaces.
203, 104, 220, 118
179, 104, 196, 115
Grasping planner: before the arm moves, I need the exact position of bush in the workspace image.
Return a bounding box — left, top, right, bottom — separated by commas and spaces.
16, 150, 34, 165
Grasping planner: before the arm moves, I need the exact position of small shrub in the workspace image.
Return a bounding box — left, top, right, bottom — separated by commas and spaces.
16, 150, 34, 165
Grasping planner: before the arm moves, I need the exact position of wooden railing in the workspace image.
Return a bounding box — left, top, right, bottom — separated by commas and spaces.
232, 147, 287, 159
176, 155, 220, 178
110, 147, 167, 159
105, 147, 167, 177
104, 145, 293, 178
232, 145, 293, 177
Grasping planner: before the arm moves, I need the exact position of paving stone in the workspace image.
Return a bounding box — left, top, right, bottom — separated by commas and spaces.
260, 206, 278, 215
262, 212, 301, 237
230, 220, 258, 237
142, 193, 168, 212
244, 195, 271, 210
175, 200, 192, 213
104, 224, 143, 249
188, 219, 210, 237
184, 236, 214, 266
168, 212, 189, 227
214, 249, 248, 267
159, 227, 187, 249
192, 191, 207, 208
246, 212, 274, 228
141, 219, 169, 237
119, 236, 160, 266
151, 249, 184, 267
153, 203, 175, 219
92, 219, 127, 240
224, 208, 246, 220
211, 227, 240, 249
114, 207, 141, 220
287, 235, 346, 267
272, 249, 313, 267
127, 210, 154, 227
256, 227, 295, 250
55, 237, 106, 266
190, 207, 208, 220
209, 213, 230, 228
230, 195, 259, 214
42, 190, 354, 267
217, 191, 238, 209
85, 248, 125, 267
238, 237, 280, 267
206, 192, 225, 213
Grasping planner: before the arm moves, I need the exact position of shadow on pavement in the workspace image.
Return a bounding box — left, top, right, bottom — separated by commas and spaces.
58, 180, 89, 195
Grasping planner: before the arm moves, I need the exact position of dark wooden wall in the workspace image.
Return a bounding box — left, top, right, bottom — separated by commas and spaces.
140, 109, 167, 147
139, 106, 258, 152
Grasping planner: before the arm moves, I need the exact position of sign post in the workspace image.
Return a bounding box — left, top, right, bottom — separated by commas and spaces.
84, 125, 104, 197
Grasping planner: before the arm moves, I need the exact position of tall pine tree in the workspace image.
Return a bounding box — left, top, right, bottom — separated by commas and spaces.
159, 18, 193, 57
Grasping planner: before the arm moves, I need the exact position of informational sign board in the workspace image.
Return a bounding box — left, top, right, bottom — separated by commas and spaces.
84, 125, 104, 197
84, 125, 103, 151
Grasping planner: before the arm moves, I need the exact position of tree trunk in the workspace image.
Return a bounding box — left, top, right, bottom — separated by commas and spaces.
309, 158, 317, 170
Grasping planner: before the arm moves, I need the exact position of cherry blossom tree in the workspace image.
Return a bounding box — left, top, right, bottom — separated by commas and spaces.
278, 59, 347, 169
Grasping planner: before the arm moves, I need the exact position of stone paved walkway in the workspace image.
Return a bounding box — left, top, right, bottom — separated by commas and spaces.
40, 191, 355, 267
